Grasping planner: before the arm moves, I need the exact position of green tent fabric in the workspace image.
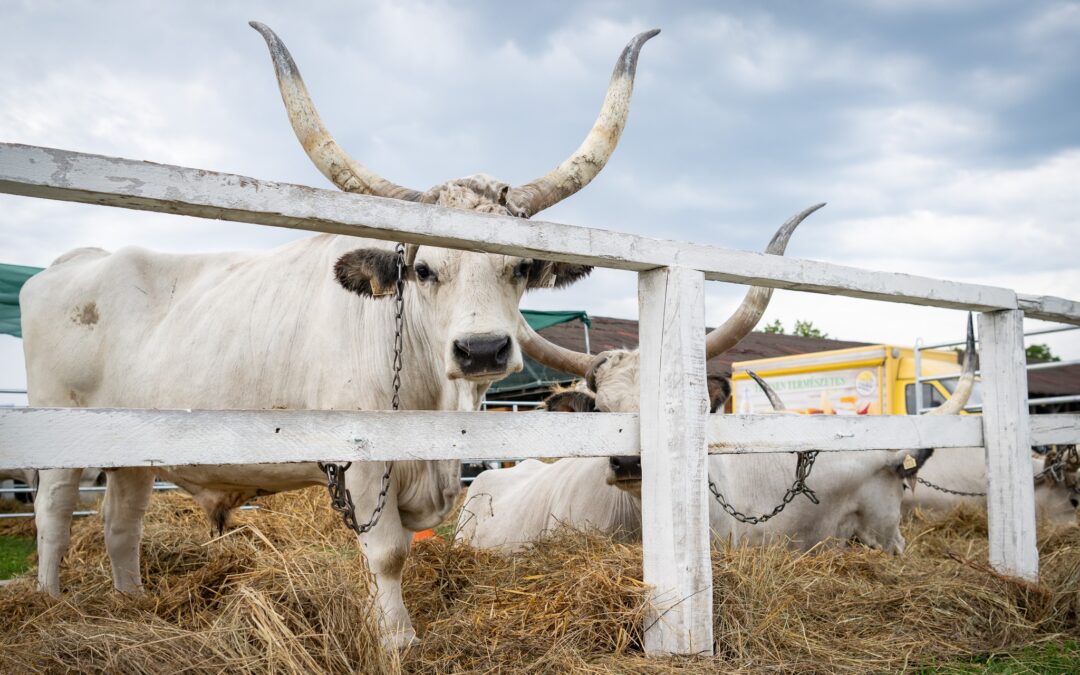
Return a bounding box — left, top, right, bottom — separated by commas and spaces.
490, 310, 591, 395
520, 309, 591, 331
0, 263, 43, 338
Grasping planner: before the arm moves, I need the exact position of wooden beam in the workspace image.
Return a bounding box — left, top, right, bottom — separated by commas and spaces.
4, 406, 1069, 471
1018, 295, 1080, 327
1030, 414, 1080, 446
0, 408, 637, 470
978, 310, 1039, 581
0, 143, 1044, 315
638, 266, 714, 656
707, 414, 983, 453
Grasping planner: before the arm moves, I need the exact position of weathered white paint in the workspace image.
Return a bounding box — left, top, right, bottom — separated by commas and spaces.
0, 408, 637, 470
638, 266, 713, 656
707, 414, 983, 453
979, 310, 1039, 581
1018, 295, 1080, 326
0, 143, 1040, 315
1030, 414, 1080, 446
5, 408, 1075, 471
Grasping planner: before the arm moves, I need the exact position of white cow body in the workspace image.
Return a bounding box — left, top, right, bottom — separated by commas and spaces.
457, 458, 641, 550
902, 446, 1078, 524
456, 449, 919, 553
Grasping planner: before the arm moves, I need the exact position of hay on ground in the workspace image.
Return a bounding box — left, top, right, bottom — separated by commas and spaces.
0, 489, 1077, 673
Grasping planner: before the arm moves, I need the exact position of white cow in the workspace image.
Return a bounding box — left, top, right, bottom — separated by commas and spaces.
457, 377, 937, 554
902, 446, 1079, 524
463, 309, 976, 554
20, 22, 658, 648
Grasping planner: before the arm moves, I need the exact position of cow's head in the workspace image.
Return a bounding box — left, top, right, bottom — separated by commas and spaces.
826, 447, 934, 555
1034, 445, 1080, 524
252, 22, 656, 381
526, 203, 821, 485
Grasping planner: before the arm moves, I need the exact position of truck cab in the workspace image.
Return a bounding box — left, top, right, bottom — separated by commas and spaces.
731, 344, 980, 416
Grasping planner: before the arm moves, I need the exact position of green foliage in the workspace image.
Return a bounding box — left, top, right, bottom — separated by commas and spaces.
762, 319, 785, 335
762, 319, 830, 339
1026, 343, 1061, 363
0, 535, 35, 580
792, 319, 829, 339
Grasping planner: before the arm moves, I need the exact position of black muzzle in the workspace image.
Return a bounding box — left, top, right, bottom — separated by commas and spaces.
609, 455, 642, 482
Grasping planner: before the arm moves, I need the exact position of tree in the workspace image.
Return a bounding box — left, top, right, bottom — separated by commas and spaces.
792, 319, 829, 339
762, 319, 785, 335
761, 319, 830, 339
1026, 343, 1060, 363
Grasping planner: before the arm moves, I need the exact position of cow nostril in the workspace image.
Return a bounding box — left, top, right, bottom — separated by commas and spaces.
495, 336, 511, 365
453, 339, 471, 360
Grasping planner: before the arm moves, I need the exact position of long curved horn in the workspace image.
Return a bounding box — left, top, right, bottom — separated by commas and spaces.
506, 29, 659, 218
517, 314, 593, 377
705, 203, 825, 358
927, 314, 976, 417
250, 22, 423, 202
747, 371, 786, 412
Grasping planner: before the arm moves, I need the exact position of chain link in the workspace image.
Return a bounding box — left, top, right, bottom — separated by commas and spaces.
914, 476, 985, 498
915, 445, 1079, 498
708, 451, 820, 525
317, 243, 405, 536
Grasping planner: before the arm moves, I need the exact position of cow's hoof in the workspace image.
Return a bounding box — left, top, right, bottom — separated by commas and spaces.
382, 627, 418, 651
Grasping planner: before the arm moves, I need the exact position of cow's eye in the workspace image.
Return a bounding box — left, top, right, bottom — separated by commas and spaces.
415, 263, 435, 282
513, 260, 532, 280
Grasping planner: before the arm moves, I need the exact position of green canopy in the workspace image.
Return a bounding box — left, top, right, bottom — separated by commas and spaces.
490, 310, 591, 395
0, 263, 43, 338
520, 309, 591, 332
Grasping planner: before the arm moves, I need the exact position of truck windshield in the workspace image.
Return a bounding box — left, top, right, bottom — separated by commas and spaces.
938, 377, 983, 409
905, 383, 946, 414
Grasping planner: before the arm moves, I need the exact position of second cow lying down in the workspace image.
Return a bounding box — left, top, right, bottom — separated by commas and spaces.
457, 377, 947, 554
458, 318, 979, 554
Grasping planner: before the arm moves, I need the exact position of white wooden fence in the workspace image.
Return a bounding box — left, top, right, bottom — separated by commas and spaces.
1, 142, 1079, 656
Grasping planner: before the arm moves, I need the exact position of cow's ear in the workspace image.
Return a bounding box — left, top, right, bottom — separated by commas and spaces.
893, 448, 934, 491
526, 261, 592, 290
707, 376, 733, 413
544, 390, 597, 413
334, 248, 399, 299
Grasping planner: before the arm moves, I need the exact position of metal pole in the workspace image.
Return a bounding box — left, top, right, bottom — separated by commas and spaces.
914, 338, 924, 415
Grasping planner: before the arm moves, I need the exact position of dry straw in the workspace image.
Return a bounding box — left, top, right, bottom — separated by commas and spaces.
1, 489, 1078, 673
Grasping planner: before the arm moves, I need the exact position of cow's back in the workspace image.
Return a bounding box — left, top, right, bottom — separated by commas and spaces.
19, 235, 389, 412
22, 244, 243, 408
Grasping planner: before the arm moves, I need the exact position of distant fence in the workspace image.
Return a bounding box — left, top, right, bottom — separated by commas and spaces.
1, 143, 1078, 656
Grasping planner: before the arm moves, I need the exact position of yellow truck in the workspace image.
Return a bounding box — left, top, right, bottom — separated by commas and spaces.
731, 344, 980, 416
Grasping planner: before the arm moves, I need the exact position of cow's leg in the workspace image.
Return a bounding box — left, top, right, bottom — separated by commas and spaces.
102, 467, 155, 593
349, 464, 416, 649
34, 468, 83, 596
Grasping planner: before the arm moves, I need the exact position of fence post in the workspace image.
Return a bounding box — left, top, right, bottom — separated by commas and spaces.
638, 266, 714, 655
978, 309, 1038, 580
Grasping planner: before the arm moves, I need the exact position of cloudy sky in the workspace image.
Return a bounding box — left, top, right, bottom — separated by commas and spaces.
2, 0, 1078, 400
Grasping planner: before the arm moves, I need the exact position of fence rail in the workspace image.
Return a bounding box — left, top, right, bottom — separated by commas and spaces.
1, 142, 1079, 656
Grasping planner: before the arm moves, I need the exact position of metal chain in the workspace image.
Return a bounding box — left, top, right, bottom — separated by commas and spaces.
317, 243, 404, 536
914, 476, 986, 498
915, 445, 1079, 498
708, 451, 820, 525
